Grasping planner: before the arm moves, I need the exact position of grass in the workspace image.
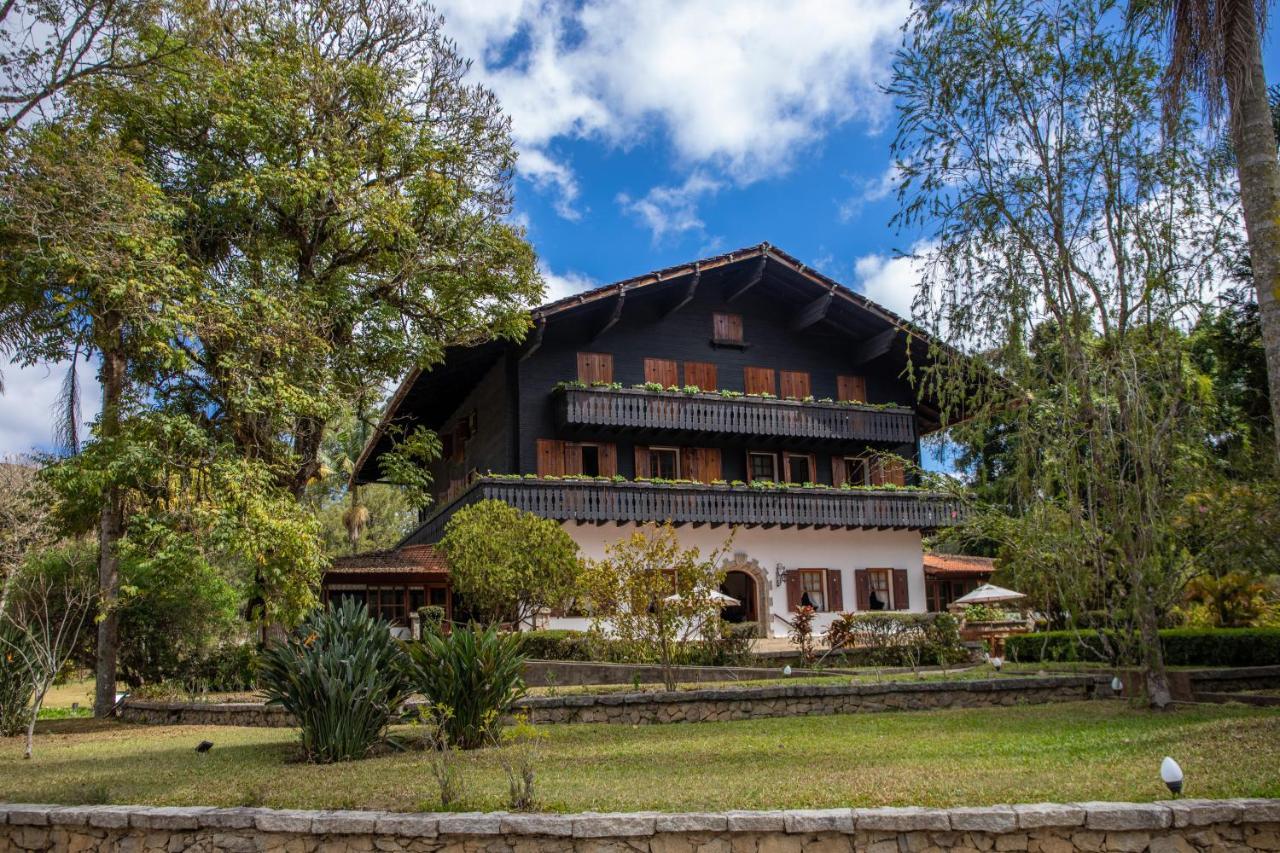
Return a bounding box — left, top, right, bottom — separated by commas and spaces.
3, 702, 1278, 813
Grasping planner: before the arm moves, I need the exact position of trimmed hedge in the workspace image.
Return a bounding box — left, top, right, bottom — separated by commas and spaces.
517, 625, 757, 667
1006, 628, 1280, 667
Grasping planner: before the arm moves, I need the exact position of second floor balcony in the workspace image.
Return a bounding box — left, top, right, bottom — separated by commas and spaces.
553, 385, 917, 444
405, 476, 962, 545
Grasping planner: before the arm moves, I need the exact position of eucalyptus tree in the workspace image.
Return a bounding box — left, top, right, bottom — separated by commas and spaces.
891, 0, 1240, 706
102, 0, 541, 514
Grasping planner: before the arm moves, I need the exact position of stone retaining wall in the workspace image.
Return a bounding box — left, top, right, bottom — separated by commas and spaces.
2, 799, 1278, 853
523, 659, 829, 687
119, 674, 1109, 728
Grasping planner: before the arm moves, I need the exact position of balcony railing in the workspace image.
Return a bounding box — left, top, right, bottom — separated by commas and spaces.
404, 477, 962, 545
554, 386, 916, 443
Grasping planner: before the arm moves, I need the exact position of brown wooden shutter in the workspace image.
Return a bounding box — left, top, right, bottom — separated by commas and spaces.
784, 570, 801, 612
599, 443, 617, 477
702, 447, 721, 482
713, 312, 743, 342
644, 357, 679, 387
562, 442, 583, 476
855, 569, 870, 611
892, 569, 910, 611
537, 439, 567, 476
683, 361, 718, 390
680, 447, 699, 482
831, 456, 847, 488
826, 569, 844, 612
577, 352, 614, 383
837, 375, 867, 403
885, 458, 906, 486
869, 458, 885, 486
634, 445, 651, 478
744, 366, 776, 395
779, 370, 811, 399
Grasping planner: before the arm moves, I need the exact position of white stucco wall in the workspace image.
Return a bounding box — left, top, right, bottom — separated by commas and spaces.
546, 523, 925, 638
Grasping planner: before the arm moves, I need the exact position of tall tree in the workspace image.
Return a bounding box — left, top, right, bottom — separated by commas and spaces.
891, 0, 1239, 706
100, 0, 541, 511
0, 121, 192, 716
1140, 0, 1280, 462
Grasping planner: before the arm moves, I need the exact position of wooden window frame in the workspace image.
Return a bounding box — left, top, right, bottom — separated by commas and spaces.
797, 569, 828, 612
866, 568, 893, 610
747, 450, 778, 483
783, 452, 816, 485
840, 454, 872, 487
648, 446, 680, 480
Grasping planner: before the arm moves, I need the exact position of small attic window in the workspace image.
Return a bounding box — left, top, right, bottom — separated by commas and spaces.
712, 312, 745, 345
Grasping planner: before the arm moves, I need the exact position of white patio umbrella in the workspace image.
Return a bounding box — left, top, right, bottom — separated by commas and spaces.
664, 589, 741, 606
951, 583, 1026, 606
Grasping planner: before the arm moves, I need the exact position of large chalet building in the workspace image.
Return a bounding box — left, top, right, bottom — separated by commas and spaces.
334, 243, 988, 638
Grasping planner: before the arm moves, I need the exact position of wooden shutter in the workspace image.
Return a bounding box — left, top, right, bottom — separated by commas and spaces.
892, 569, 910, 611
784, 571, 801, 611
831, 456, 847, 488
644, 358, 679, 387
884, 458, 906, 486
683, 361, 718, 390
855, 569, 870, 611
744, 366, 776, 395
634, 445, 651, 478
537, 439, 567, 476
837, 375, 867, 403
702, 447, 721, 482
779, 370, 811, 399
869, 458, 885, 486
577, 352, 614, 384
826, 570, 844, 612
713, 312, 743, 342
680, 447, 723, 484
562, 442, 583, 476
599, 443, 617, 477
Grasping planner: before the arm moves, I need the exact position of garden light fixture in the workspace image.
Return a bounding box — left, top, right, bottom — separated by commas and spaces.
1161, 757, 1183, 796
1111, 676, 1124, 694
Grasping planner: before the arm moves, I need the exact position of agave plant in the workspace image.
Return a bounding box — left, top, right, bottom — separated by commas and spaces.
407, 624, 526, 749
258, 599, 413, 763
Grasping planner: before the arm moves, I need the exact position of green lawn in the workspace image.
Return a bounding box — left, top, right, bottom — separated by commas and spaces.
3, 702, 1278, 813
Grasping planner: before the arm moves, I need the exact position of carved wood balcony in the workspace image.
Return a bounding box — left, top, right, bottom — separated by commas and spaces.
553, 386, 916, 444
404, 477, 961, 545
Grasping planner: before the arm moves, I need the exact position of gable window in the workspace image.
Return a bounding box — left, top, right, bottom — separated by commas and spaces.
577, 352, 614, 384
644, 357, 679, 387
683, 361, 718, 390
837, 375, 867, 403
744, 366, 776, 395
784, 453, 814, 484
779, 370, 811, 399
648, 446, 680, 479
748, 451, 778, 483
712, 312, 743, 343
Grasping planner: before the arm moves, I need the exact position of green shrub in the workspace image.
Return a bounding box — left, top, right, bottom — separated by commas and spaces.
518, 629, 596, 661
1006, 628, 1280, 666
407, 624, 527, 749
0, 622, 32, 737
825, 612, 968, 668
258, 599, 413, 763
417, 606, 446, 639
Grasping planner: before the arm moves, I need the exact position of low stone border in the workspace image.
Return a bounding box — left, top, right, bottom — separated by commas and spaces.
2, 799, 1278, 852
523, 658, 833, 687
119, 674, 1113, 727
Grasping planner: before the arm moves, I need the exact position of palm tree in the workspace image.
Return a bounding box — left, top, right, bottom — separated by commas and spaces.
1147, 0, 1280, 464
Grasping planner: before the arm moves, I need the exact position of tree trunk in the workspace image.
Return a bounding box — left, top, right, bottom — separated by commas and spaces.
1227, 12, 1280, 466
1135, 579, 1173, 710
93, 329, 126, 719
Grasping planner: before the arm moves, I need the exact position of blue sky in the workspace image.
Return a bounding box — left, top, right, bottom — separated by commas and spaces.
2, 0, 1277, 461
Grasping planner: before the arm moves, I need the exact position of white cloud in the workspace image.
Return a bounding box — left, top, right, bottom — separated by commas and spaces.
852, 245, 929, 320
538, 263, 597, 304
0, 356, 101, 457
437, 0, 910, 221
617, 172, 722, 243
838, 162, 901, 222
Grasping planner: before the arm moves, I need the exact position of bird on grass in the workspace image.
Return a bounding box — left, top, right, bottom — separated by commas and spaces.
195, 740, 214, 754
